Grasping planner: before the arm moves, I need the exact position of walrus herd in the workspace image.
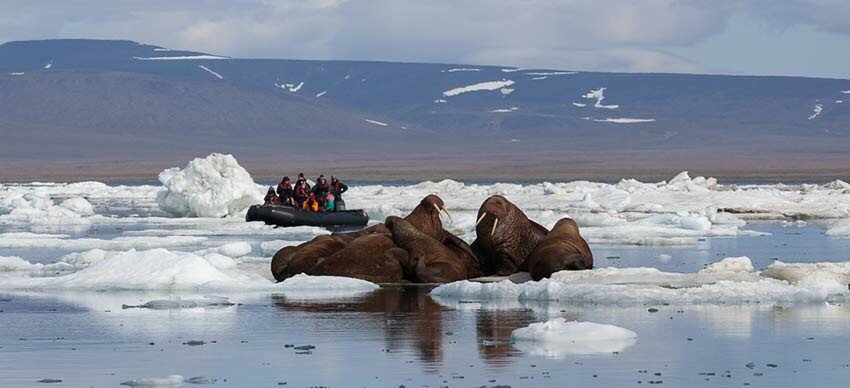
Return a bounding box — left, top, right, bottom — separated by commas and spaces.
270, 194, 593, 284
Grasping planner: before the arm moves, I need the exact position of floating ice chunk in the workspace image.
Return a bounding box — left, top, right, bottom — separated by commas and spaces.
511, 318, 637, 357
120, 374, 184, 387
194, 242, 252, 258
278, 273, 378, 291
593, 118, 656, 123
826, 219, 850, 237
363, 119, 389, 127
582, 87, 619, 109
260, 240, 299, 255
123, 296, 235, 310
809, 104, 823, 120
433, 257, 850, 305
442, 79, 515, 97
156, 153, 263, 218
59, 197, 94, 216
0, 256, 43, 271
197, 65, 223, 79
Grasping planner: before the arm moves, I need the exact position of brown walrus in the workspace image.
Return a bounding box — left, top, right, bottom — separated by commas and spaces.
310, 233, 404, 283
270, 234, 346, 282
471, 195, 549, 276
385, 216, 478, 283
526, 218, 593, 280
404, 194, 453, 241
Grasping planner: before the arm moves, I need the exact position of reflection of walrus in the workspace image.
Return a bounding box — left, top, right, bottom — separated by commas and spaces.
527, 218, 593, 280
385, 216, 475, 283
270, 235, 345, 281
310, 234, 403, 283
471, 195, 548, 276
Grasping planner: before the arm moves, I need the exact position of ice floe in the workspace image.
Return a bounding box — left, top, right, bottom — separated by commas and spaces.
443, 80, 515, 97
511, 318, 637, 357
156, 153, 263, 218
431, 256, 850, 305
826, 220, 850, 237
0, 248, 379, 294
582, 87, 619, 109
593, 118, 656, 124
197, 65, 223, 79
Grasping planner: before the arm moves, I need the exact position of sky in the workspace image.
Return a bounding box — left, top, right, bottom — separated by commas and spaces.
0, 0, 849, 79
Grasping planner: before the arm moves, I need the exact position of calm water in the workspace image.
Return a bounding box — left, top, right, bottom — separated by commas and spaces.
2, 222, 850, 387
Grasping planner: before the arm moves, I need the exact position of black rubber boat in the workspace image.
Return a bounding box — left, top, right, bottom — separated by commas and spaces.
246, 205, 369, 227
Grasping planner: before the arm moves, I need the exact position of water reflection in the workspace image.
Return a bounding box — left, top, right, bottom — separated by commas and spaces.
272, 286, 537, 370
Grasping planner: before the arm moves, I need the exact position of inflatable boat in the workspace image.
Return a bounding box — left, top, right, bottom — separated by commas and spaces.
246, 205, 369, 228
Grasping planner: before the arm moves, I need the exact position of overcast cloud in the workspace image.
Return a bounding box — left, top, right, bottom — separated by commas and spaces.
1, 0, 848, 78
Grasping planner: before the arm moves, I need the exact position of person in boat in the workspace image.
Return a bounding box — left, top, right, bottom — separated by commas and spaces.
294, 180, 310, 208
296, 173, 311, 192
276, 176, 295, 207
303, 193, 320, 212
263, 187, 279, 206
330, 176, 348, 211
324, 193, 335, 212
312, 175, 331, 208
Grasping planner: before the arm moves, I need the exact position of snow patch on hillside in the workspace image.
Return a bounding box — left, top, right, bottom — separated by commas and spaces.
443, 68, 480, 72
490, 107, 519, 113
583, 87, 619, 109
363, 119, 389, 127
572, 102, 587, 107
43, 62, 52, 69
275, 82, 304, 92
434, 99, 447, 104
809, 104, 823, 120
532, 76, 547, 80
443, 79, 515, 97
8, 72, 24, 76
316, 91, 327, 98
500, 87, 515, 95
593, 118, 656, 124
133, 55, 229, 60
198, 65, 223, 80
525, 71, 577, 76
842, 90, 850, 94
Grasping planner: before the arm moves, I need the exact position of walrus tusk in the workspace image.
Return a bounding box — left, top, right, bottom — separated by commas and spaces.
441, 207, 454, 223
476, 212, 488, 226
490, 217, 499, 236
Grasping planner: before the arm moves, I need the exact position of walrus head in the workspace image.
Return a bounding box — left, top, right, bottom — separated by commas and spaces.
473, 195, 547, 275
404, 194, 453, 241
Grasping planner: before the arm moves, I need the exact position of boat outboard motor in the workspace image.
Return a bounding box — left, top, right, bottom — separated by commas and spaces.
335, 199, 346, 211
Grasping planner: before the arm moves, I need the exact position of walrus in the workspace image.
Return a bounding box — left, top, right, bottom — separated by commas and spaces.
526, 218, 593, 280
404, 194, 454, 241
310, 233, 404, 283
270, 234, 346, 282
471, 195, 549, 276
331, 223, 390, 244
385, 216, 476, 283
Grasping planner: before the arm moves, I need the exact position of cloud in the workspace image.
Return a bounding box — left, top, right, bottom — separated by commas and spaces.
0, 0, 847, 75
